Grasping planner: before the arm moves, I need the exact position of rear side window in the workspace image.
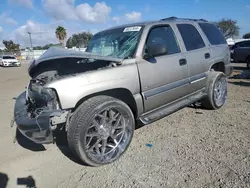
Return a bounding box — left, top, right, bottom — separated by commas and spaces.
236, 42, 245, 47
233, 42, 244, 49
234, 41, 250, 48
199, 23, 227, 45
177, 24, 205, 51
2, 56, 16, 59
244, 41, 250, 47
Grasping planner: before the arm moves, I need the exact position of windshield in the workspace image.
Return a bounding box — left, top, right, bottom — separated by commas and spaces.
86, 26, 143, 59
2, 56, 16, 59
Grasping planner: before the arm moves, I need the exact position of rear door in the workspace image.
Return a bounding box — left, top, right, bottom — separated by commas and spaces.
137, 24, 190, 112
175, 23, 211, 94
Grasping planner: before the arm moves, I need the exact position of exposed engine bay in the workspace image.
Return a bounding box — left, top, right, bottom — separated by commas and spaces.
29, 57, 119, 84
27, 46, 123, 84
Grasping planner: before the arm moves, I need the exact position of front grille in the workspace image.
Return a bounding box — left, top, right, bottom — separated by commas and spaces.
8, 62, 17, 64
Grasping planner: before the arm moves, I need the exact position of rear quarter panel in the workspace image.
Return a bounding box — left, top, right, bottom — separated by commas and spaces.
209, 45, 230, 68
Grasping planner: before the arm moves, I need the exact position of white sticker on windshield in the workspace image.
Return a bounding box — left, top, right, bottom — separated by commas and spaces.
123, 26, 142, 32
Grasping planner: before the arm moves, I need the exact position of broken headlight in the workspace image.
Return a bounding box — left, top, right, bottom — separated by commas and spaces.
27, 80, 60, 110
41, 88, 59, 110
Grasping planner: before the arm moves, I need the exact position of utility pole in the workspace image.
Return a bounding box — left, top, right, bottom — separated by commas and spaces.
28, 32, 33, 59
28, 32, 33, 49
39, 29, 44, 54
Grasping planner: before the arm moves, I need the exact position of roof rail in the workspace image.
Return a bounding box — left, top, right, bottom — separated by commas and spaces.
160, 16, 208, 22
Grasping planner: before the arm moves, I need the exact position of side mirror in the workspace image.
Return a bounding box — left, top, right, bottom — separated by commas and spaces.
144, 43, 168, 59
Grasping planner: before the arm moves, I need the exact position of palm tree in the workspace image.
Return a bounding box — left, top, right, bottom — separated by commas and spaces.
55, 26, 67, 46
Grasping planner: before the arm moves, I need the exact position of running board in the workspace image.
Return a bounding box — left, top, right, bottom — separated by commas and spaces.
139, 89, 206, 125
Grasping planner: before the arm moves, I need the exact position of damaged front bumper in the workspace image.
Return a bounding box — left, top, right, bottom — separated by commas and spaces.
13, 91, 68, 144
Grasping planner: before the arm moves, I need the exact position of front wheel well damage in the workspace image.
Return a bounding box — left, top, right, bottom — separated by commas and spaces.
73, 88, 138, 118
210, 62, 225, 73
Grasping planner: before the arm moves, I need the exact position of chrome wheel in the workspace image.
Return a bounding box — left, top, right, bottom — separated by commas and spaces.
213, 76, 227, 107
84, 108, 132, 164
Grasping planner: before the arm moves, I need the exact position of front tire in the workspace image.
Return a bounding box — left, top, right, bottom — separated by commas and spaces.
67, 95, 135, 166
201, 71, 228, 110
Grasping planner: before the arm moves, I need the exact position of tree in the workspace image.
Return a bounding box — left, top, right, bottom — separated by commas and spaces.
66, 37, 74, 48
2, 40, 20, 52
43, 43, 61, 49
66, 32, 93, 48
214, 18, 240, 39
243, 33, 250, 39
55, 26, 67, 46
33, 46, 43, 50
32, 43, 61, 50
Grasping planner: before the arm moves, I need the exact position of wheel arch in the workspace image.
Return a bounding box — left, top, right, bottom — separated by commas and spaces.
73, 88, 139, 118
210, 61, 225, 73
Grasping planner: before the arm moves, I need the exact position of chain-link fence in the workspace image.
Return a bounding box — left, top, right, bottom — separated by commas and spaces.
1, 50, 45, 61
20, 49, 46, 60
1, 47, 87, 62
1, 51, 22, 61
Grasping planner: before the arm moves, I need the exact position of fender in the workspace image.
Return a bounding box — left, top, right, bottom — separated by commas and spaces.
46, 62, 142, 110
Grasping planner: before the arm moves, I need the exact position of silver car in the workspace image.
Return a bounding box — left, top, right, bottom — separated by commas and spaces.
13, 17, 232, 166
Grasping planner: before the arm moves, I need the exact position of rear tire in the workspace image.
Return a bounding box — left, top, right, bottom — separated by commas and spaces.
201, 71, 228, 110
67, 95, 135, 167
246, 57, 250, 69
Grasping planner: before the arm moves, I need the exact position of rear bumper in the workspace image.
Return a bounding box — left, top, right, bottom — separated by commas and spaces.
14, 92, 54, 144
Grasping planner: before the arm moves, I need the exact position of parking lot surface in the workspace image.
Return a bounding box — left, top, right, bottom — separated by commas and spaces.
0, 63, 250, 188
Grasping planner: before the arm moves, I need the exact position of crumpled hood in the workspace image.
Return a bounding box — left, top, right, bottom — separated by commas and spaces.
28, 46, 123, 76
29, 46, 122, 66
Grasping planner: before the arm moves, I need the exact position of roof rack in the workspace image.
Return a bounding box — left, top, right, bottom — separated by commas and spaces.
160, 16, 208, 22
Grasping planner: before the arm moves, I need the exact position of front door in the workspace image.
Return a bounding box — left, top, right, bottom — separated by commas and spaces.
137, 24, 190, 112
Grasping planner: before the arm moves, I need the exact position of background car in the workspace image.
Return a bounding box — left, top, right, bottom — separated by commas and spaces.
230, 40, 250, 69
0, 55, 21, 67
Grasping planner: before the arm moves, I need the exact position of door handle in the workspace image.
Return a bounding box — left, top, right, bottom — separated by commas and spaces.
205, 53, 210, 59
179, 58, 187, 66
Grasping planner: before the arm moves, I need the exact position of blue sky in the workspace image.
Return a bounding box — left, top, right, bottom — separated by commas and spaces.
0, 0, 249, 47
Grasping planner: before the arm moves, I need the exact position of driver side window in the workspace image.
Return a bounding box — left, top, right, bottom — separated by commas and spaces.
146, 25, 181, 55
